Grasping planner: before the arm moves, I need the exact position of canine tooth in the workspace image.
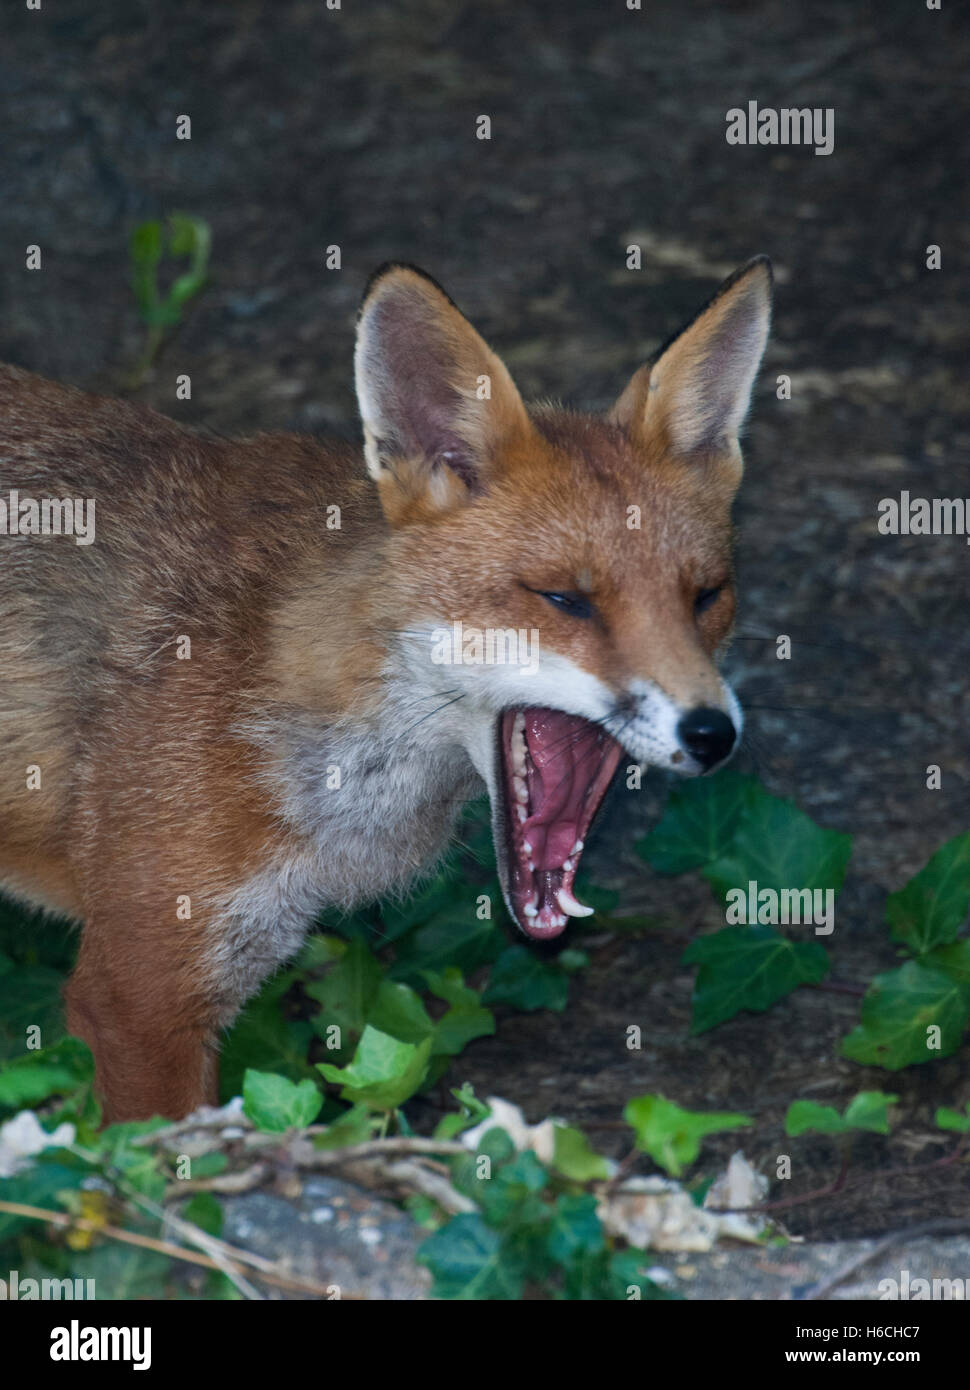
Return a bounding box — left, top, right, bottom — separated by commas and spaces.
556, 887, 594, 918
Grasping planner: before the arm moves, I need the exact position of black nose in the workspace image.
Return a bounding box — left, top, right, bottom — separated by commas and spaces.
676, 707, 737, 771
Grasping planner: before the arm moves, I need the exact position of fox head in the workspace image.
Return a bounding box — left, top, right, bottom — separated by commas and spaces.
354, 259, 771, 938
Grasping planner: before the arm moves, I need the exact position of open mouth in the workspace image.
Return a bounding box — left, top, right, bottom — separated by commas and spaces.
497, 707, 624, 940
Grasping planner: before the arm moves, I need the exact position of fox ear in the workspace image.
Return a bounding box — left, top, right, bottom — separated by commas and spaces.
354, 264, 533, 522
610, 257, 772, 470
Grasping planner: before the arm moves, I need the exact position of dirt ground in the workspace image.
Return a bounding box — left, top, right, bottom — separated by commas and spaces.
2, 0, 969, 1243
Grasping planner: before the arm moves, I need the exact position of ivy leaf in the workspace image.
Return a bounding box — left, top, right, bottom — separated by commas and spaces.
0, 964, 66, 1061
367, 980, 435, 1044
546, 1194, 605, 1264
552, 1125, 611, 1181
886, 832, 970, 954
220, 970, 314, 1100
417, 1213, 523, 1300
841, 961, 970, 1069
306, 939, 382, 1046
682, 926, 829, 1033
390, 911, 504, 986
925, 941, 970, 995
424, 969, 495, 1055
785, 1091, 897, 1137
702, 788, 851, 903
483, 946, 569, 1012
624, 1094, 751, 1177
433, 1083, 492, 1140
936, 1103, 970, 1134
637, 770, 757, 873
242, 1070, 323, 1132
311, 1104, 378, 1150
317, 1026, 432, 1110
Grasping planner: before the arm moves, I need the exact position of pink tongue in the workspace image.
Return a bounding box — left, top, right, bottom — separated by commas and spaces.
522, 709, 603, 870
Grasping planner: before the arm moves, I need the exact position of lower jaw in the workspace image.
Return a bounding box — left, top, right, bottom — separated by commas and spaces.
497, 711, 624, 940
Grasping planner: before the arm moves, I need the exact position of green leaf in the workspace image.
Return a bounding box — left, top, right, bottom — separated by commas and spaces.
682, 926, 829, 1033
702, 786, 852, 904
66, 1243, 174, 1299
624, 1094, 751, 1177
0, 1162, 86, 1241
311, 1104, 378, 1150
377, 862, 469, 942
546, 1194, 604, 1264
785, 1091, 898, 1137
637, 769, 757, 873
476, 1150, 549, 1225
424, 969, 495, 1056
433, 1083, 492, 1140
183, 1191, 223, 1238
483, 945, 569, 1012
417, 1213, 523, 1299
219, 969, 314, 1100
841, 961, 970, 1070
552, 1124, 611, 1181
390, 910, 503, 986
317, 1025, 432, 1110
367, 980, 435, 1044
607, 1249, 680, 1301
242, 1070, 323, 1132
0, 1036, 92, 1110
936, 1103, 970, 1134
843, 1090, 899, 1134
306, 938, 382, 1046
0, 1062, 78, 1109
887, 832, 970, 953
925, 941, 970, 994
0, 964, 67, 1061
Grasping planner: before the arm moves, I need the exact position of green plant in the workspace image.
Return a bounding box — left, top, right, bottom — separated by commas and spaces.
128, 213, 211, 385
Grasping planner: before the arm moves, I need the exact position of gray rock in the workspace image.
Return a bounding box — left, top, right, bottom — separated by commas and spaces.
219, 1176, 431, 1300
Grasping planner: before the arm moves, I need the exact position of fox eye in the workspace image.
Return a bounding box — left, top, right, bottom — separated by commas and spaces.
538, 591, 595, 620
694, 585, 723, 615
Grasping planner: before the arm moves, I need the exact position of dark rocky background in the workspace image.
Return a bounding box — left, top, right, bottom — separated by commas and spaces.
1, 0, 968, 1250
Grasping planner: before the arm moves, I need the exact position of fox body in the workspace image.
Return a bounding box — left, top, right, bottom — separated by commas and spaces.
0, 260, 771, 1120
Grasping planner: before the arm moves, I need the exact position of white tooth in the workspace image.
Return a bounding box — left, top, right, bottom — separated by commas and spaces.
572, 839, 584, 854
563, 857, 574, 873
511, 712, 528, 774
523, 898, 539, 917
513, 774, 528, 803
517, 805, 528, 822
527, 860, 535, 871
556, 887, 594, 918
523, 840, 532, 855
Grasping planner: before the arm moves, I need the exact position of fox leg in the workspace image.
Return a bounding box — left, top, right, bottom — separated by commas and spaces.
64, 913, 221, 1123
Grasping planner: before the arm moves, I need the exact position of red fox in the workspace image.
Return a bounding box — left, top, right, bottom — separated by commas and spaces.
0, 258, 771, 1121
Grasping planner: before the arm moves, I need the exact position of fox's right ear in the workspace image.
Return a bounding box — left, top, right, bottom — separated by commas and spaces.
354, 264, 534, 524
609, 256, 772, 479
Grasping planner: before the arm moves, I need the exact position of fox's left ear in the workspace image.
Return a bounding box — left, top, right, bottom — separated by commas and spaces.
609, 257, 772, 476
355, 264, 534, 524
